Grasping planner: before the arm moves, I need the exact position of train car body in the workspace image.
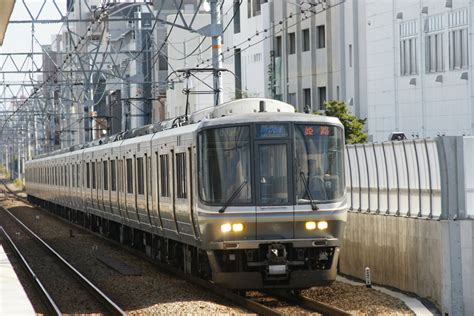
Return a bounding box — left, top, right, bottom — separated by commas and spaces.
25, 98, 347, 290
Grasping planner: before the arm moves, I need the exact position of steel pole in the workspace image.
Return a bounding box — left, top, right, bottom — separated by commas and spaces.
210, 0, 223, 106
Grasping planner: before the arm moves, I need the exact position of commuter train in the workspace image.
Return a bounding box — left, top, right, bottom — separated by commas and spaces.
25, 98, 347, 290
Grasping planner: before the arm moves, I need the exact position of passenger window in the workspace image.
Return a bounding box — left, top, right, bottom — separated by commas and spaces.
103, 161, 108, 190
86, 163, 90, 188
118, 159, 124, 192
92, 162, 96, 189
126, 158, 133, 194
176, 153, 187, 199
76, 164, 80, 188
137, 157, 144, 195
160, 154, 169, 197
147, 156, 152, 197
111, 160, 116, 192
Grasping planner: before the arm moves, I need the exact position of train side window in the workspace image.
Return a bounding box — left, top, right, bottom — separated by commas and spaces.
86, 162, 90, 188
126, 158, 133, 194
137, 157, 144, 195
76, 164, 80, 188
92, 162, 96, 189
103, 161, 108, 191
118, 159, 124, 192
111, 160, 116, 192
160, 154, 169, 197
176, 153, 187, 199
147, 156, 152, 197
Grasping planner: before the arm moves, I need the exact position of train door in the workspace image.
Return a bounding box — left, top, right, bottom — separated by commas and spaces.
125, 154, 139, 223
145, 153, 154, 227
118, 158, 129, 223
173, 149, 194, 240
157, 147, 178, 236
254, 140, 294, 239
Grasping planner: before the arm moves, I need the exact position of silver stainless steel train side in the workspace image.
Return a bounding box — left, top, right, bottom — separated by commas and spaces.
25, 98, 347, 290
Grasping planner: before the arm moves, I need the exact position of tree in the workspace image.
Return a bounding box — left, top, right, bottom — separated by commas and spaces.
321, 100, 368, 144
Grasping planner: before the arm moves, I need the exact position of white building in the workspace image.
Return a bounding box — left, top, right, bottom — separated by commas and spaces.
363, 0, 474, 141
226, 0, 365, 116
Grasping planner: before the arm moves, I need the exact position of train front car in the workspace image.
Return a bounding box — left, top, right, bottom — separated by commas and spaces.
196, 100, 347, 290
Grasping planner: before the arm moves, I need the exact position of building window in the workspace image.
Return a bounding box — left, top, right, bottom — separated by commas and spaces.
234, 0, 241, 34
316, 25, 325, 49
137, 157, 144, 195
275, 36, 282, 57
126, 158, 133, 194
318, 86, 327, 109
303, 88, 311, 109
253, 0, 261, 17
176, 153, 187, 199
103, 161, 108, 191
160, 154, 170, 197
247, 0, 251, 18
111, 160, 116, 191
234, 49, 242, 99
349, 44, 353, 67
400, 37, 418, 76
302, 29, 310, 52
449, 28, 469, 70
288, 93, 297, 107
288, 32, 296, 55
426, 33, 444, 73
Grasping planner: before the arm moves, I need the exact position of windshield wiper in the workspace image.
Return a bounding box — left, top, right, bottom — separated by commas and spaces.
299, 171, 319, 210
218, 180, 248, 213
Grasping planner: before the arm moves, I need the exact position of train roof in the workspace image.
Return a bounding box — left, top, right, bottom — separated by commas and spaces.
29, 98, 342, 162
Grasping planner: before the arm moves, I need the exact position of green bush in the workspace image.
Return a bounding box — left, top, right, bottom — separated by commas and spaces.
13, 178, 24, 190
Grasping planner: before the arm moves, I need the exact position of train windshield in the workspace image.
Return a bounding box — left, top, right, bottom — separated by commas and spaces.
199, 126, 252, 204
294, 124, 344, 203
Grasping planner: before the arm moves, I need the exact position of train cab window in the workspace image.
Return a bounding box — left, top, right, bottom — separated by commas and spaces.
199, 126, 252, 204
126, 158, 133, 194
137, 157, 144, 195
294, 124, 344, 202
111, 160, 116, 192
176, 153, 187, 199
160, 154, 170, 197
92, 162, 96, 189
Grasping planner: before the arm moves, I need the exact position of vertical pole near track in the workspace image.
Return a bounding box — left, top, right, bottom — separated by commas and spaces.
210, 0, 223, 106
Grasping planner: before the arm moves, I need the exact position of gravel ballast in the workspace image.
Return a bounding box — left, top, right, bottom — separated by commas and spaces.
2, 181, 419, 315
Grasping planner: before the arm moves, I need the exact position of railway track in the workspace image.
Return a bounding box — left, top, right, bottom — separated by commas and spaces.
1, 180, 352, 316
0, 205, 126, 315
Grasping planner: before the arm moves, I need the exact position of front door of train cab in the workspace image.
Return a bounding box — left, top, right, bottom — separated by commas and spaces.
254, 124, 294, 240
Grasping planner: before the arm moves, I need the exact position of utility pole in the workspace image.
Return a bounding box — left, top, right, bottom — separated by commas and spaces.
210, 0, 223, 106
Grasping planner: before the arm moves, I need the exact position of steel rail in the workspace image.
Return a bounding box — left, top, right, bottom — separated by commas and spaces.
0, 226, 62, 315
268, 291, 352, 316
0, 204, 127, 316
1, 182, 281, 316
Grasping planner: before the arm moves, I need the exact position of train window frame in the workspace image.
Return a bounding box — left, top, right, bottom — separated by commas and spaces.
159, 154, 170, 197
126, 158, 133, 194
176, 152, 187, 199
137, 156, 145, 195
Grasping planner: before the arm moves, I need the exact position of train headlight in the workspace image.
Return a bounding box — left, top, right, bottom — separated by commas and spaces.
221, 223, 232, 233
232, 223, 244, 232
305, 221, 316, 230
317, 221, 328, 230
